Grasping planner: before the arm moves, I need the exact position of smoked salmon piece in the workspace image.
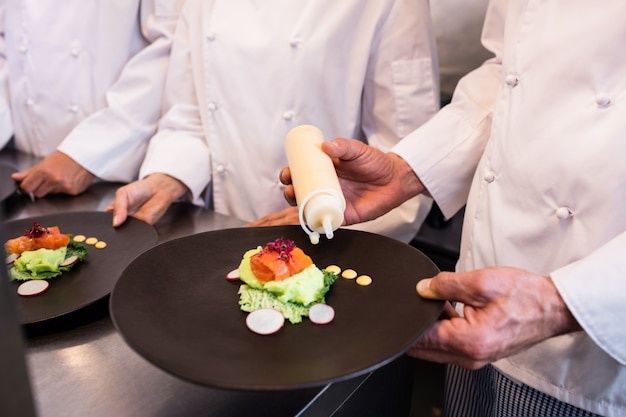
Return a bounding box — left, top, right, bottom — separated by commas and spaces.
5, 222, 71, 255
250, 238, 313, 282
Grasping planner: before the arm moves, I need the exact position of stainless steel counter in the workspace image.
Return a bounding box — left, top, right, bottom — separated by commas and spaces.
1, 149, 415, 417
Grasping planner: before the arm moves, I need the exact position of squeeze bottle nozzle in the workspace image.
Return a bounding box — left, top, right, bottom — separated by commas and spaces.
322, 216, 334, 239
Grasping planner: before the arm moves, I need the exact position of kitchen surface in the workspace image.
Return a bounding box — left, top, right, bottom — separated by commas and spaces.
1, 148, 462, 417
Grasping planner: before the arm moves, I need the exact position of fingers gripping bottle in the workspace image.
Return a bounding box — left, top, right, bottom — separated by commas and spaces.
285, 125, 346, 245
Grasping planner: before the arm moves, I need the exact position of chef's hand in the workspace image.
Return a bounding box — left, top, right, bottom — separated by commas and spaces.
280, 137, 426, 226
11, 151, 94, 197
407, 267, 581, 369
105, 173, 189, 227
245, 207, 300, 227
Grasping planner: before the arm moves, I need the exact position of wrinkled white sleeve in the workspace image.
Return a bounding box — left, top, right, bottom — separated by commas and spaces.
391, 0, 504, 220
57, 0, 184, 182
346, 0, 440, 243
138, 2, 209, 207
551, 234, 626, 365
0, 0, 13, 147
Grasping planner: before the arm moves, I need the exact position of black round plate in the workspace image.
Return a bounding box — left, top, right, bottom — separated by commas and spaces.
110, 225, 443, 391
4, 211, 158, 324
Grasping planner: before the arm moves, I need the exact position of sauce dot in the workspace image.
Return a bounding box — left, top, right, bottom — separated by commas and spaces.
325, 265, 341, 275
95, 241, 107, 249
356, 275, 372, 286
85, 237, 98, 245
341, 269, 357, 279
73, 235, 86, 242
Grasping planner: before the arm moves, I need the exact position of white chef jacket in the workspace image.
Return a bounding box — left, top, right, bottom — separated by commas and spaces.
0, 0, 183, 182
394, 0, 626, 415
139, 0, 439, 243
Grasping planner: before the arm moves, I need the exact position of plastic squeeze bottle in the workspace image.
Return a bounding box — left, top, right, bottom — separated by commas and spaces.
285, 125, 346, 245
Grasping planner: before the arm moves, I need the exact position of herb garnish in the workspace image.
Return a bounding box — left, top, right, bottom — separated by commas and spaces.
24, 222, 49, 239
262, 238, 296, 261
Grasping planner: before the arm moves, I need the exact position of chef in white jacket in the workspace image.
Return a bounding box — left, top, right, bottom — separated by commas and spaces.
107, 0, 439, 243
0, 0, 183, 196
281, 0, 626, 416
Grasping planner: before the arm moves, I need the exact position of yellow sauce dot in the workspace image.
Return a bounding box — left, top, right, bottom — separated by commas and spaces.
95, 241, 107, 249
356, 275, 372, 286
73, 235, 86, 242
341, 269, 357, 279
85, 237, 98, 245
325, 265, 341, 275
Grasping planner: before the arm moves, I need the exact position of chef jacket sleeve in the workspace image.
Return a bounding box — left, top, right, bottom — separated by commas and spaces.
137, 2, 209, 207
56, 0, 185, 183
0, 2, 13, 147
551, 232, 626, 365
391, 0, 504, 220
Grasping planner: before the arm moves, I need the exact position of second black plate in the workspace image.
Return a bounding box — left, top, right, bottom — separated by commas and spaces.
4, 211, 158, 324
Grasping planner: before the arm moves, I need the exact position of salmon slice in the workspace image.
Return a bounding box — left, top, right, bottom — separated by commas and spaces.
250, 239, 313, 282
5, 223, 71, 255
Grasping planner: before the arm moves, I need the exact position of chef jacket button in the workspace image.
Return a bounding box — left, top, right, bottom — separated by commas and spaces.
206, 33, 216, 42
19, 44, 28, 54
483, 172, 495, 183
215, 164, 225, 173
208, 102, 218, 111
289, 38, 301, 48
282, 110, 295, 121
26, 98, 34, 107
556, 206, 572, 220
595, 93, 611, 108
70, 48, 80, 57
505, 74, 519, 87
69, 104, 79, 114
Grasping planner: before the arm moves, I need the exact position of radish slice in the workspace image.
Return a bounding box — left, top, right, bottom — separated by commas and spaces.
225, 268, 240, 281
60, 255, 79, 267
17, 280, 50, 297
308, 304, 335, 325
6, 253, 19, 265
246, 308, 285, 335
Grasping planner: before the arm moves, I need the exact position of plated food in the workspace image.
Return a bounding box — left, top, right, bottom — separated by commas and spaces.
234, 238, 338, 330
5, 222, 88, 284
230, 238, 377, 334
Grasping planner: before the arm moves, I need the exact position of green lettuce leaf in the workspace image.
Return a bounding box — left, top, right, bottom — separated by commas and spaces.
9, 238, 88, 281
